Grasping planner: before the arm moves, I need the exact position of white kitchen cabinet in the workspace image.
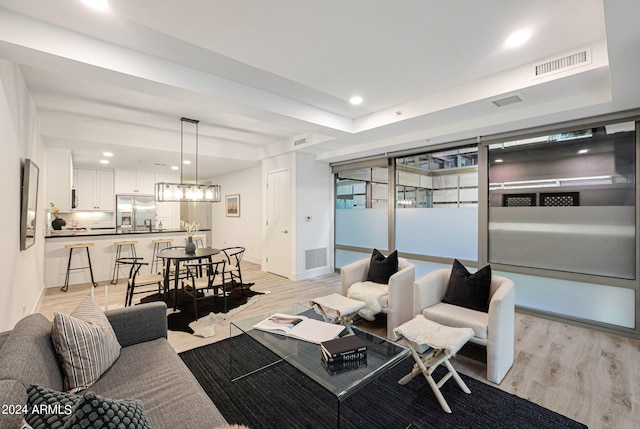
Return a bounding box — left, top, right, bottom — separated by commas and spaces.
73, 169, 114, 211
46, 148, 73, 212
154, 173, 179, 229
115, 170, 156, 194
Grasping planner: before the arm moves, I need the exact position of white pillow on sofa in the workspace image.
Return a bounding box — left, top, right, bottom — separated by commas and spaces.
51, 295, 121, 393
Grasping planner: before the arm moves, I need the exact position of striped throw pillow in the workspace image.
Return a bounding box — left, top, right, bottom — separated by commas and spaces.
51, 295, 121, 393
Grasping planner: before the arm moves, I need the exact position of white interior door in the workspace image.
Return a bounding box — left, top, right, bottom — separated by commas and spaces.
266, 170, 291, 278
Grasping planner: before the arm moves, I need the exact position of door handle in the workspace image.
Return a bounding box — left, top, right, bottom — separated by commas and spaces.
281, 230, 288, 233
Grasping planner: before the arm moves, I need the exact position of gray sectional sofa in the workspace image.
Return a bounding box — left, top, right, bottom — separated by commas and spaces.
0, 302, 228, 429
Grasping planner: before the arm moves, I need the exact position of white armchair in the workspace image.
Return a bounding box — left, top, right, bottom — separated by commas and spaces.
414, 269, 515, 384
341, 257, 415, 340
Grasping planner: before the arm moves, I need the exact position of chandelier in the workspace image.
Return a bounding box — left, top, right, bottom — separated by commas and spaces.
155, 117, 221, 203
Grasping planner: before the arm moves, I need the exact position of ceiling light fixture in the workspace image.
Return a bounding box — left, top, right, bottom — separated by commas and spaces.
505, 29, 532, 48
349, 96, 363, 105
155, 117, 221, 203
99, 159, 109, 164
103, 151, 113, 157
578, 149, 589, 154
81, 0, 111, 13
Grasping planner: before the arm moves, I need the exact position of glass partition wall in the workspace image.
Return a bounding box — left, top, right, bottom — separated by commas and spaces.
335, 164, 389, 267
487, 123, 636, 279
395, 147, 479, 262
334, 117, 640, 336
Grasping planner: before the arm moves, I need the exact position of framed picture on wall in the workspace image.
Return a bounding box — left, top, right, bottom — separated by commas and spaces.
226, 194, 240, 217
20, 159, 39, 250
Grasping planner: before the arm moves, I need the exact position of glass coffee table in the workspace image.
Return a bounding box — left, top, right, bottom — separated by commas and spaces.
230, 304, 409, 427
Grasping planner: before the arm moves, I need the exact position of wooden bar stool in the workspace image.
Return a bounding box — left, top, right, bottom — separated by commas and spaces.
62, 243, 98, 292
185, 236, 205, 248
151, 238, 173, 274
111, 240, 138, 284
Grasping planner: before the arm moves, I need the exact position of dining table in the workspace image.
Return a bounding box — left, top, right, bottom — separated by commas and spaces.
158, 247, 221, 310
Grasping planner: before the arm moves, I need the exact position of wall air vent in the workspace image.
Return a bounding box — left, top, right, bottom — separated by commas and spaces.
294, 138, 307, 146
534, 49, 590, 78
491, 94, 523, 108
304, 247, 327, 270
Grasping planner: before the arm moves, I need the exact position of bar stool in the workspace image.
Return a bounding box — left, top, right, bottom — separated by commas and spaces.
185, 236, 205, 248
111, 240, 138, 284
151, 238, 173, 274
62, 243, 98, 292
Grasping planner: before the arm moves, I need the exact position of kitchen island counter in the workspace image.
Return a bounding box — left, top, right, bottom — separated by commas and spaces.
45, 230, 210, 289
45, 228, 210, 238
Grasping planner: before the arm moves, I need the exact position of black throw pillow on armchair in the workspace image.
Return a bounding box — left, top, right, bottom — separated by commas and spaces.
366, 249, 399, 284
443, 259, 492, 312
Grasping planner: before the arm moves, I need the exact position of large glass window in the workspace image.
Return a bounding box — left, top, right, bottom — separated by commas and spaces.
395, 147, 478, 260
335, 166, 388, 267
488, 122, 636, 279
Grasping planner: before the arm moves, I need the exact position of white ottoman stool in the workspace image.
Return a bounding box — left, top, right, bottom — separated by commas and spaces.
394, 315, 474, 413
310, 293, 366, 334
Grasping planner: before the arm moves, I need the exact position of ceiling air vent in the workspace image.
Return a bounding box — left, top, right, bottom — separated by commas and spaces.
534, 49, 590, 78
491, 94, 523, 108
294, 138, 307, 146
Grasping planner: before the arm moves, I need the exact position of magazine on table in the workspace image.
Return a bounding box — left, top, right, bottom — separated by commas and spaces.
253, 313, 345, 344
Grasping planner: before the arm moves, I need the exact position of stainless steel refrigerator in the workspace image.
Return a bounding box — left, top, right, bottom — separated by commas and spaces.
116, 195, 156, 231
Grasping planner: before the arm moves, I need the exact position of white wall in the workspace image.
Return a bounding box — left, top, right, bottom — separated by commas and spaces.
211, 165, 262, 264
0, 60, 47, 332
293, 152, 334, 279
261, 152, 334, 280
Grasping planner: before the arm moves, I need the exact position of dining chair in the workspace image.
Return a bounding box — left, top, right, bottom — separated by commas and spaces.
159, 246, 189, 279
182, 259, 227, 320
221, 247, 246, 295
117, 257, 166, 306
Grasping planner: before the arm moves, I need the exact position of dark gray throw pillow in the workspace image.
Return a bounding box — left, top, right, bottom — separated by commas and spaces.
366, 249, 399, 284
25, 385, 151, 429
26, 384, 78, 429
65, 391, 151, 429
443, 259, 492, 312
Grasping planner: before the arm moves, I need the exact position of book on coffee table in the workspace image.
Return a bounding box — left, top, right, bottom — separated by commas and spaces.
253, 313, 345, 344
320, 335, 367, 362
321, 355, 368, 375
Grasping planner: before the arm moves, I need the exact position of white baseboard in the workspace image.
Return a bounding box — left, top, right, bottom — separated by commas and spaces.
291, 266, 334, 281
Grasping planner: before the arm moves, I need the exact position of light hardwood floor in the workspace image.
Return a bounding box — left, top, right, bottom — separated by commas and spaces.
37, 261, 639, 429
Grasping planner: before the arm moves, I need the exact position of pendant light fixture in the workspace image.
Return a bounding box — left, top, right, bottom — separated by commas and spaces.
155, 117, 221, 202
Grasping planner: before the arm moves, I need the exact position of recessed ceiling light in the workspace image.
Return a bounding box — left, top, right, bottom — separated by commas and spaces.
102, 151, 113, 157
505, 29, 532, 48
578, 149, 589, 154
495, 159, 504, 163
171, 166, 179, 171
99, 159, 109, 164
183, 160, 191, 165
349, 96, 363, 105
81, 0, 110, 12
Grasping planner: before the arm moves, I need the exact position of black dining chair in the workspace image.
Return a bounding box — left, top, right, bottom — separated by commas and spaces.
221, 247, 246, 295
159, 246, 190, 279
118, 257, 166, 306
182, 259, 227, 320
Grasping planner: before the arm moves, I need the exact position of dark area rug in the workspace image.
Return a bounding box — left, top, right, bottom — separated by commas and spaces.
140, 283, 260, 334
180, 334, 588, 429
